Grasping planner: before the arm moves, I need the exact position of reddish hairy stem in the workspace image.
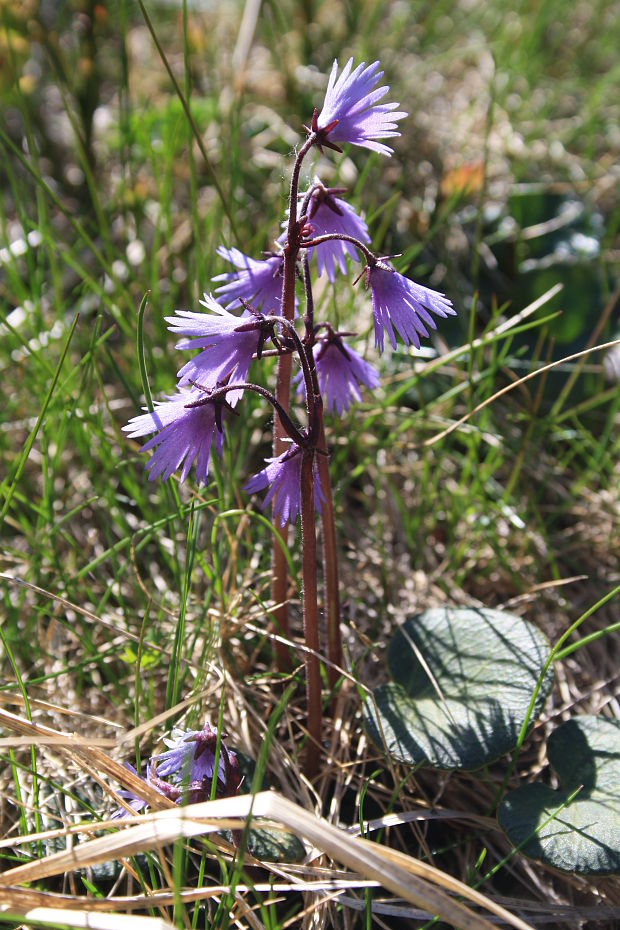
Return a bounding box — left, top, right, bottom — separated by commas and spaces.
189, 379, 304, 446
301, 251, 342, 688
270, 135, 316, 670
271, 267, 295, 670
286, 136, 315, 241
300, 450, 322, 777
317, 418, 342, 690
300, 232, 375, 265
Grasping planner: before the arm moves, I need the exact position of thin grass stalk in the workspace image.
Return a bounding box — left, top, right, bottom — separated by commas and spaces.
136, 0, 239, 243
426, 335, 620, 446
0, 314, 79, 530
300, 451, 322, 777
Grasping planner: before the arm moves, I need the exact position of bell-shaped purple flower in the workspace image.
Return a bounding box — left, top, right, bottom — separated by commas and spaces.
155, 723, 239, 798
244, 443, 324, 527
315, 58, 407, 156
167, 294, 268, 406
123, 391, 225, 486
306, 186, 370, 281
367, 260, 455, 354
295, 334, 379, 415
213, 246, 289, 315
112, 723, 240, 818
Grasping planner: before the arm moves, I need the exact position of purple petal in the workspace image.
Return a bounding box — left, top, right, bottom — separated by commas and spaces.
295, 339, 379, 414
166, 295, 261, 406
213, 247, 290, 315
155, 725, 229, 786
369, 264, 455, 354
244, 445, 323, 526
316, 59, 407, 155
123, 392, 224, 486
308, 196, 370, 281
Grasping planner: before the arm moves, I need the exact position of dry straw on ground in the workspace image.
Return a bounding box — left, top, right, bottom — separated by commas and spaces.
0, 705, 540, 930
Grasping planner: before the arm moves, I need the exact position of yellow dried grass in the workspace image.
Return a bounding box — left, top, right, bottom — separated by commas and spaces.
0, 705, 537, 930
0, 660, 531, 930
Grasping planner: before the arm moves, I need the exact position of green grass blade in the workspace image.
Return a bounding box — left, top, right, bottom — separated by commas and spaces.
0, 314, 78, 530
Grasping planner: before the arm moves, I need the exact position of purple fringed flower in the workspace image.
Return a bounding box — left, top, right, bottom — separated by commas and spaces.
167, 294, 268, 406
123, 391, 225, 486
213, 246, 289, 315
244, 443, 324, 527
295, 335, 379, 415
315, 58, 407, 156
305, 185, 370, 281
112, 723, 240, 818
366, 260, 455, 354
156, 724, 228, 786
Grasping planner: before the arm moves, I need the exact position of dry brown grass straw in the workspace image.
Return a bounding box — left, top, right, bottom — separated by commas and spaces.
0, 707, 541, 930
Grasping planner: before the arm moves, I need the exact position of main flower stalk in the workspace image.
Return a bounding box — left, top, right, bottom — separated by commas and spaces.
300, 447, 322, 776
270, 134, 317, 671
301, 253, 342, 690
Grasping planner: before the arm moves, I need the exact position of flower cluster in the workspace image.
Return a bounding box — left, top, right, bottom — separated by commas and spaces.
123, 57, 456, 519
113, 722, 240, 818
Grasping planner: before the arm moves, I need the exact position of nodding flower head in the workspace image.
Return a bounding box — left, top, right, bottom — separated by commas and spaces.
244, 443, 324, 527
167, 294, 272, 406
123, 390, 227, 486
155, 723, 240, 798
303, 183, 370, 281
113, 722, 240, 818
294, 332, 379, 415
310, 59, 407, 156
213, 247, 293, 315
365, 259, 455, 354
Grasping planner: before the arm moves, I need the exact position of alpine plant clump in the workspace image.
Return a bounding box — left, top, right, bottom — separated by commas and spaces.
123, 57, 455, 774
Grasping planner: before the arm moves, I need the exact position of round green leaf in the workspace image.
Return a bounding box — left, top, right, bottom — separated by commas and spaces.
499, 716, 620, 874
364, 607, 553, 770
219, 825, 306, 863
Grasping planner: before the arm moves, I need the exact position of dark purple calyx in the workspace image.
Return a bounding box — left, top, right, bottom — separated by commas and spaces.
303, 108, 343, 153
307, 183, 347, 221
184, 381, 239, 429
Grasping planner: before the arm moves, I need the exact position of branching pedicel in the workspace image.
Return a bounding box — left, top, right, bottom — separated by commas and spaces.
124, 58, 455, 776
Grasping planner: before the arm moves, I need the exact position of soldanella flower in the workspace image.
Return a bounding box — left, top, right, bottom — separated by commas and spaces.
313, 58, 407, 156
213, 246, 289, 314
167, 294, 271, 405
123, 390, 226, 486
366, 259, 455, 353
245, 443, 324, 527
112, 723, 240, 818
294, 333, 379, 415
305, 184, 370, 281
156, 723, 240, 798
